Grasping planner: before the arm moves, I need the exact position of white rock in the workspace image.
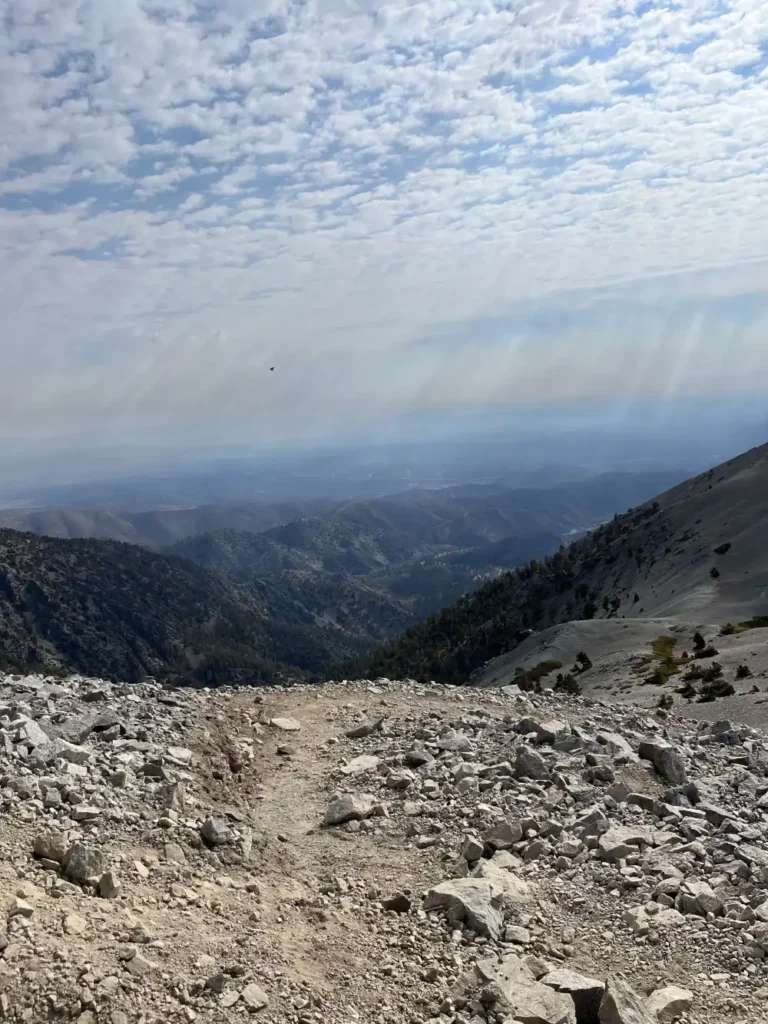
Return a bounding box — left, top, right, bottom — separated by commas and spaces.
340, 754, 380, 776
323, 793, 375, 826
269, 717, 301, 732
646, 986, 693, 1022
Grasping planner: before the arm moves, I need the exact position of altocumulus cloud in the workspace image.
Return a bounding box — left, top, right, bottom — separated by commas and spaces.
2, 0, 768, 443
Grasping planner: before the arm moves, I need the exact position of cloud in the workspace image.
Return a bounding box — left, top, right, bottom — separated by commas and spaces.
1, 0, 768, 448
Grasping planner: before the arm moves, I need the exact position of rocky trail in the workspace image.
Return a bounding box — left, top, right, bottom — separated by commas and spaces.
1, 674, 768, 1024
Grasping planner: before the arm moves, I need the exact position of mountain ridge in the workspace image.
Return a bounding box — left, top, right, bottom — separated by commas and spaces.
343, 441, 768, 685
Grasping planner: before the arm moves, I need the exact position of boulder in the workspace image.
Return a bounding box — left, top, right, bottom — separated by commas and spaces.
404, 747, 433, 767
543, 969, 604, 1024
600, 978, 656, 1024
461, 835, 484, 862
345, 716, 384, 738
623, 905, 684, 936
98, 870, 121, 899
472, 854, 531, 906
63, 843, 105, 883
64, 913, 88, 935
475, 954, 576, 1023
340, 754, 380, 776
424, 878, 503, 939
323, 793, 375, 826
638, 741, 687, 785
516, 746, 551, 780
200, 817, 233, 846
14, 716, 50, 748
34, 831, 68, 863
38, 738, 91, 764
164, 843, 187, 865
598, 826, 652, 862
483, 818, 523, 850
646, 986, 693, 1022
597, 731, 635, 760
240, 982, 269, 1010
269, 717, 301, 732
677, 879, 723, 917
537, 720, 570, 745
386, 769, 415, 790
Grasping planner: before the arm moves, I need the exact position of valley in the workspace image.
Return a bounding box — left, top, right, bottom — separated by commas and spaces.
0, 470, 682, 682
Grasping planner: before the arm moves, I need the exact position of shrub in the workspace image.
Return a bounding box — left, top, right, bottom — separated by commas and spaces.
554, 673, 582, 696
694, 645, 719, 659
657, 694, 673, 710
575, 650, 593, 671
736, 663, 753, 679
514, 660, 563, 691
698, 678, 735, 702
701, 661, 723, 682
645, 668, 667, 686
693, 631, 705, 650
710, 566, 720, 579
677, 680, 696, 699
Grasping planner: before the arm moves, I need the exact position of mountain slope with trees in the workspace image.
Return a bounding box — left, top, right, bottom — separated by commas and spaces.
0, 528, 321, 684
342, 442, 768, 684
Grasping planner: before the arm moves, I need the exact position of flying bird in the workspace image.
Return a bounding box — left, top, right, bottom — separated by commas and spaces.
270, 366, 275, 371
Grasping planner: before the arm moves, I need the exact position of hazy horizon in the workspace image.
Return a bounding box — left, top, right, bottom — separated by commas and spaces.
0, 396, 765, 506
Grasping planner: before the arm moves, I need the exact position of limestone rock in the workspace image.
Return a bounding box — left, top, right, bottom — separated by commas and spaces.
516, 746, 551, 780
475, 954, 577, 1024
646, 986, 693, 1022
677, 879, 723, 917
638, 741, 687, 784
483, 817, 523, 850
323, 793, 375, 826
598, 826, 651, 862
472, 854, 531, 906
98, 870, 121, 899
200, 817, 233, 846
240, 982, 269, 1010
126, 952, 159, 976
424, 878, 503, 939
623, 905, 684, 936
269, 716, 301, 732
64, 913, 88, 935
543, 969, 604, 1024
340, 754, 380, 776
345, 716, 385, 738
34, 830, 68, 863
63, 842, 105, 882
600, 978, 656, 1024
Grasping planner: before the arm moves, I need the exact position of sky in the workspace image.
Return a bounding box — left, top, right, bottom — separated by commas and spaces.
2, 0, 768, 458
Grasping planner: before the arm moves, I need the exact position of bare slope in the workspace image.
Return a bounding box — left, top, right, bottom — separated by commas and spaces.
346, 442, 768, 684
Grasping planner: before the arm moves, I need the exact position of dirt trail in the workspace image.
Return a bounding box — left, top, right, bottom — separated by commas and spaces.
179, 685, 455, 1013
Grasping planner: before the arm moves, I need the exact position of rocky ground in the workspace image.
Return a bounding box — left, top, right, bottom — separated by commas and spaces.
1, 673, 768, 1024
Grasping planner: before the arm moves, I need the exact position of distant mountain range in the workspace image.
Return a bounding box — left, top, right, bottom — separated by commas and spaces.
0, 467, 688, 682
166, 470, 682, 660
0, 499, 338, 548
167, 471, 685, 570
346, 442, 768, 684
